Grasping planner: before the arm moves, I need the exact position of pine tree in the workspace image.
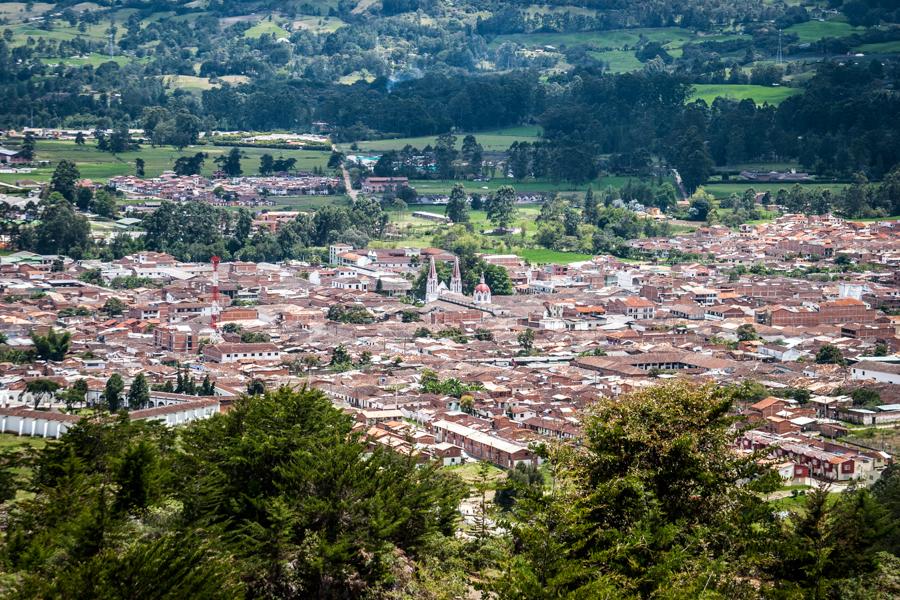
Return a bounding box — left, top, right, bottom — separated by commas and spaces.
105, 374, 125, 412
583, 185, 597, 225
200, 374, 215, 396
127, 373, 149, 410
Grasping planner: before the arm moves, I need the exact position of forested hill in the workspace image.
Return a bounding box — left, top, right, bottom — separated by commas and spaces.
1, 0, 900, 181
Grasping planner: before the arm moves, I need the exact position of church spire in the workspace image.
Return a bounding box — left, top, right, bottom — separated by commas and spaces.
450, 256, 462, 294
425, 256, 439, 302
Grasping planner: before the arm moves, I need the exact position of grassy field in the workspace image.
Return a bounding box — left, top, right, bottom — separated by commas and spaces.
0, 140, 332, 184
854, 40, 900, 54
385, 205, 599, 262
160, 75, 249, 93
0, 433, 49, 451
0, 2, 54, 21
702, 181, 847, 199
785, 19, 864, 44
243, 20, 291, 39
588, 50, 644, 73
516, 248, 593, 264
345, 125, 543, 153
292, 16, 346, 33
41, 54, 137, 68
690, 84, 802, 106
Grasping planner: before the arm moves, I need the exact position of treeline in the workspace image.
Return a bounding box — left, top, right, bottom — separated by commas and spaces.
0, 387, 464, 598
141, 197, 388, 262
2, 382, 898, 598
773, 169, 900, 218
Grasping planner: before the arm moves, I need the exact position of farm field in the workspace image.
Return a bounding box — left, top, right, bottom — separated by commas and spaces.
588, 50, 643, 73
853, 40, 900, 54
0, 141, 332, 185
690, 84, 802, 106
345, 125, 543, 153
785, 19, 864, 44
243, 20, 291, 39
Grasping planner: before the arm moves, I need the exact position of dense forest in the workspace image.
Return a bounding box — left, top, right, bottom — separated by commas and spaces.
1, 382, 898, 598
2, 0, 900, 184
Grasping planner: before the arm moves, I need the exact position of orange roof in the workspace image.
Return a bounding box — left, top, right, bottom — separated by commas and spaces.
827, 298, 864, 306
751, 396, 784, 411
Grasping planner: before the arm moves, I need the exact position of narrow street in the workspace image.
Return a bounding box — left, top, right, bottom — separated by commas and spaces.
334, 144, 358, 201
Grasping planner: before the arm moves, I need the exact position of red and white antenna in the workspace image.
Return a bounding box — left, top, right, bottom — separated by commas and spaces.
210, 255, 221, 331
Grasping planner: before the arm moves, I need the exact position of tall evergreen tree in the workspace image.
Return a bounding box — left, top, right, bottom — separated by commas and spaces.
445, 184, 469, 223
583, 185, 597, 225
127, 373, 149, 410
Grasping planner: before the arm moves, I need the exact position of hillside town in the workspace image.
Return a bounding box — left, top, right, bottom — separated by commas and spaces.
2, 211, 898, 488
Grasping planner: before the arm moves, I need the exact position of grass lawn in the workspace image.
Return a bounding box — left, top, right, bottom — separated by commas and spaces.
769, 491, 841, 516
785, 19, 864, 44
0, 433, 49, 451
445, 462, 506, 485
344, 125, 543, 153
854, 40, 900, 54
0, 140, 332, 185
690, 84, 802, 106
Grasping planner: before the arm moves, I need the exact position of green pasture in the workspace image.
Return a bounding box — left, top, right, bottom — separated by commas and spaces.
516, 248, 593, 264
785, 19, 864, 44
588, 50, 643, 73
702, 181, 848, 199
690, 84, 802, 106
243, 20, 291, 39
853, 40, 900, 54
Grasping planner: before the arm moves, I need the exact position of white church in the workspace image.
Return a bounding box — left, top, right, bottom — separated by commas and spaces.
425, 256, 491, 306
